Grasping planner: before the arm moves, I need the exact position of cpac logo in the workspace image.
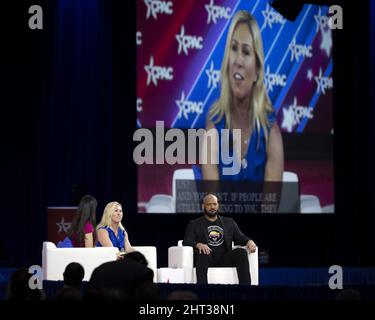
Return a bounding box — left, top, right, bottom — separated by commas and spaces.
288, 37, 313, 62
314, 68, 333, 95
261, 3, 286, 30
205, 0, 231, 24
176, 91, 204, 120
144, 55, 173, 86
315, 6, 344, 31
314, 7, 330, 33
136, 31, 142, 46
137, 98, 143, 112
176, 25, 203, 56
205, 61, 220, 89
282, 97, 313, 132
264, 65, 287, 92
56, 217, 71, 233
144, 0, 173, 20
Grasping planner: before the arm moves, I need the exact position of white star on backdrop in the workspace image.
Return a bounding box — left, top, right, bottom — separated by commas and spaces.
314, 7, 323, 33
205, 0, 215, 24
56, 217, 71, 234
307, 69, 313, 81
314, 68, 323, 93
206, 61, 215, 88
144, 55, 156, 86
314, 67, 328, 94
264, 65, 272, 92
205, 61, 220, 88
281, 97, 297, 133
144, 0, 157, 20
176, 91, 188, 119
288, 37, 298, 62
320, 27, 332, 57
176, 25, 188, 55
261, 4, 274, 30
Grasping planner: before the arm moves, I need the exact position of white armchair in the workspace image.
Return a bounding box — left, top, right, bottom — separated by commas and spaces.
146, 195, 174, 213
42, 241, 117, 281
146, 168, 196, 213
42, 242, 158, 282
282, 171, 324, 213
132, 246, 158, 282
168, 240, 259, 285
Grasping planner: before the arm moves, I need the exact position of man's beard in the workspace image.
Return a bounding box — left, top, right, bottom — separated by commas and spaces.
204, 208, 218, 218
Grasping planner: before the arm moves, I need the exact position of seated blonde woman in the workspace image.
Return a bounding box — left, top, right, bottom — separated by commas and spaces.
96, 201, 134, 257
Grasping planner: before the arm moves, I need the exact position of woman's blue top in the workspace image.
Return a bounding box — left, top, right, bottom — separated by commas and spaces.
96, 226, 125, 251
193, 111, 275, 181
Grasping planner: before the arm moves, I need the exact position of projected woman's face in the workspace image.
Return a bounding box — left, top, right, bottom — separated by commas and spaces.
111, 205, 123, 223
228, 23, 258, 102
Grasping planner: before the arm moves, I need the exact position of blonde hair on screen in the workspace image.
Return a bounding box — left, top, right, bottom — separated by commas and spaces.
208, 10, 273, 143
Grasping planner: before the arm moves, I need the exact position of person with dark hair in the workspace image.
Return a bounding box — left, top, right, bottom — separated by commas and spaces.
123, 252, 159, 299
63, 262, 85, 289
183, 194, 256, 284
86, 258, 154, 300
68, 194, 97, 247
124, 251, 148, 266
6, 269, 44, 300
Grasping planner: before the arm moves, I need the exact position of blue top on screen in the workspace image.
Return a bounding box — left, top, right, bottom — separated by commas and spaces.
193, 111, 276, 181
96, 226, 125, 251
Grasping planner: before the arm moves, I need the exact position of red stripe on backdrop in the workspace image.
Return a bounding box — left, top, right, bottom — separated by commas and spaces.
137, 0, 197, 100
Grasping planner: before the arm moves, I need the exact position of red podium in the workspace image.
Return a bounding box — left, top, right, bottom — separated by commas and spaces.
47, 207, 77, 244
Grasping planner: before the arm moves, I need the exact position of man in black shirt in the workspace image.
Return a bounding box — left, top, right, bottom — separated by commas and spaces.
183, 194, 257, 284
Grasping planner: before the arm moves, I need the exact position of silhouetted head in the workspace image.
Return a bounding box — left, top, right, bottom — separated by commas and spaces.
7, 269, 44, 300
63, 262, 85, 288
124, 251, 148, 267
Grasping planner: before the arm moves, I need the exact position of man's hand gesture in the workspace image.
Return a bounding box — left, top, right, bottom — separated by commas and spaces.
196, 243, 212, 255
